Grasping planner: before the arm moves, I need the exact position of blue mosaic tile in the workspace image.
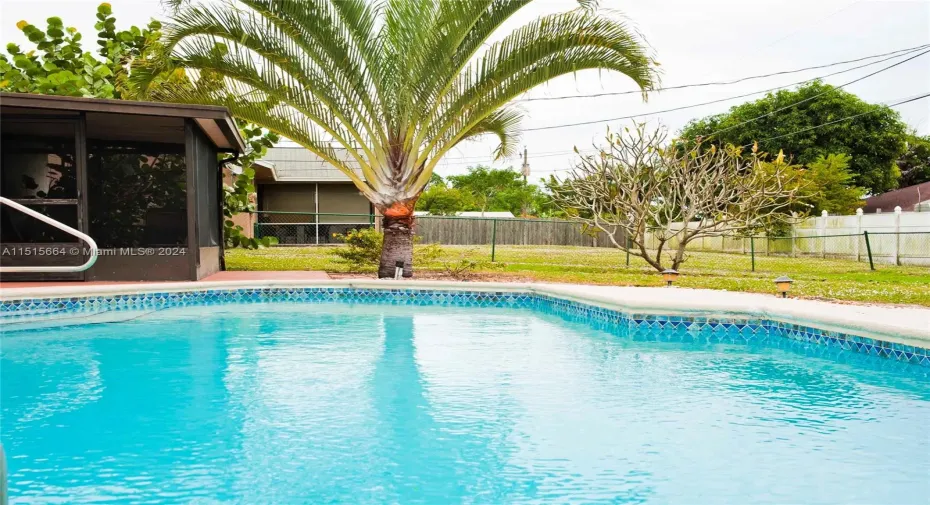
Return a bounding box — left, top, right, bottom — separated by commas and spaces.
1, 287, 926, 367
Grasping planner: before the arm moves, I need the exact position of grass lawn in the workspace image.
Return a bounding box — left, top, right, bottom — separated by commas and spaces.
225, 245, 930, 307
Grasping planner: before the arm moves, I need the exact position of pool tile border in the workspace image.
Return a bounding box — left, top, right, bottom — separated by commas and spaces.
1, 287, 928, 367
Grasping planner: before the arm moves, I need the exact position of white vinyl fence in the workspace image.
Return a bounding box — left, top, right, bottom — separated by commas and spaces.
655, 208, 930, 267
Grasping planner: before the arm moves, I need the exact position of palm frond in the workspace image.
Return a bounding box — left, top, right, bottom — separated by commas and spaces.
408, 106, 523, 194
136, 0, 657, 207
419, 9, 657, 170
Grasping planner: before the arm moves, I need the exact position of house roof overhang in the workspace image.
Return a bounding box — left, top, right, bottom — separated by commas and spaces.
252, 160, 279, 181
0, 92, 246, 153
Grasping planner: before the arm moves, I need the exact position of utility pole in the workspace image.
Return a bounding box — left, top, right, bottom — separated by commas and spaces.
520, 146, 531, 216
521, 146, 530, 184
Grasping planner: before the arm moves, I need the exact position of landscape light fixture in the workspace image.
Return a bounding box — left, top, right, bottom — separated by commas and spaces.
774, 276, 793, 298
661, 269, 679, 287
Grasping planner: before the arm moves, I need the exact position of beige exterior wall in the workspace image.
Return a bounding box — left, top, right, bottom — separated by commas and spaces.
261, 183, 317, 213
317, 183, 371, 223
230, 212, 254, 238
223, 167, 255, 238
258, 182, 370, 224
196, 246, 222, 279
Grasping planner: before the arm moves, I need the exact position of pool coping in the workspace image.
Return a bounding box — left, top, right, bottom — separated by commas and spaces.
1, 280, 928, 348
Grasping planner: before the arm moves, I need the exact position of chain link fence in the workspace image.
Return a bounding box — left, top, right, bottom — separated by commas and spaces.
249, 211, 930, 270
253, 211, 375, 245
643, 231, 930, 271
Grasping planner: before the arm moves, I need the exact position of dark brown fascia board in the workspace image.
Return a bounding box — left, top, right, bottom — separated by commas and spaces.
216, 115, 247, 153
1, 92, 246, 153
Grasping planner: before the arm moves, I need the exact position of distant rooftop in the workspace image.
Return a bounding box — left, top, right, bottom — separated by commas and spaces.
863, 181, 930, 213
254, 146, 362, 182
414, 211, 516, 218
457, 211, 516, 218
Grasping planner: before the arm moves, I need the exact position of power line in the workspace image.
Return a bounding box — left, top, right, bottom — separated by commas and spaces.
404, 84, 930, 169
279, 45, 930, 169
525, 91, 930, 174
704, 48, 930, 140
438, 146, 595, 161
277, 47, 930, 169
523, 46, 930, 132
445, 48, 930, 165
517, 43, 928, 103
440, 149, 587, 166
278, 44, 930, 163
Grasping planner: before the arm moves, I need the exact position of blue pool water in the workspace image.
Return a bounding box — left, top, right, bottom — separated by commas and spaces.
2, 302, 929, 504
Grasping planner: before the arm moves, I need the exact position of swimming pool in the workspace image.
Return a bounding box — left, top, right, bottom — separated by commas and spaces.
2, 288, 929, 504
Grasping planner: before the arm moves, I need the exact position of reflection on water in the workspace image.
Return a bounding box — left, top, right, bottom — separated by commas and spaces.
1, 341, 103, 424
1, 303, 928, 504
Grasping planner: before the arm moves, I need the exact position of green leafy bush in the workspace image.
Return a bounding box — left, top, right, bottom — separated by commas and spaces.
332, 228, 445, 272
332, 228, 384, 271
222, 120, 279, 249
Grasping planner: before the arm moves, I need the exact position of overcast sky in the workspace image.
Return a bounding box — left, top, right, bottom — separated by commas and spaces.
2, 0, 928, 181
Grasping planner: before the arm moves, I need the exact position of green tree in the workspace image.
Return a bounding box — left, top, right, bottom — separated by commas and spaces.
448, 166, 522, 212
424, 172, 445, 190
418, 166, 552, 216
446, 166, 550, 216
223, 120, 279, 248
802, 154, 865, 215
680, 81, 908, 193
495, 183, 548, 217
541, 175, 581, 218
134, 0, 657, 277
897, 134, 930, 187
416, 183, 472, 216
0, 4, 161, 98
0, 4, 276, 248
750, 152, 864, 236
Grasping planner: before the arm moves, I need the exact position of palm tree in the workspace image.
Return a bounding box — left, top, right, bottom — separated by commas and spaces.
137, 0, 657, 277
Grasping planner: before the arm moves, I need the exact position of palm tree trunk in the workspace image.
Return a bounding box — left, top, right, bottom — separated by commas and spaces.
377, 199, 417, 278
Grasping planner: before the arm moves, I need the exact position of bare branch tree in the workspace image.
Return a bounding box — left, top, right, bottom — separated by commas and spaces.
551, 124, 803, 271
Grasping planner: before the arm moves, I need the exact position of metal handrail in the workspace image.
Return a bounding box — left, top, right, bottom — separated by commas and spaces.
0, 196, 98, 273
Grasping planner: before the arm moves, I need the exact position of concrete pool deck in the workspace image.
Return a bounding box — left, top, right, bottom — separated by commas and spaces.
1, 278, 928, 347
0, 270, 331, 289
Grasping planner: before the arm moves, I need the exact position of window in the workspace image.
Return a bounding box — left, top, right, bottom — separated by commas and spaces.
0, 118, 79, 243
86, 141, 187, 248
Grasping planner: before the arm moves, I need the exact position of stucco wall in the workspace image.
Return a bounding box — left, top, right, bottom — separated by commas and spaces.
230, 212, 254, 238
258, 182, 370, 224
196, 246, 222, 279
317, 183, 370, 223
261, 183, 317, 213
